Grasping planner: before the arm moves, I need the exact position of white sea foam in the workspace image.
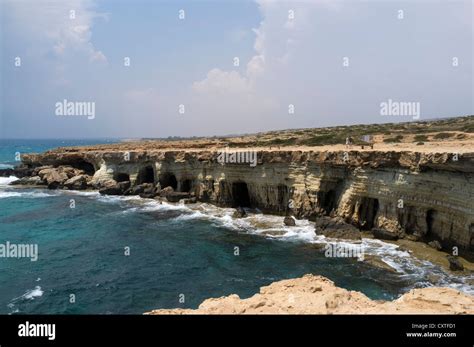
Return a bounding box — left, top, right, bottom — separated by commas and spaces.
23, 286, 43, 300
0, 190, 54, 199
0, 176, 19, 186
0, 191, 22, 198
2, 184, 472, 295
96, 194, 141, 203
140, 201, 474, 295
10, 286, 44, 305
7, 285, 44, 314
65, 191, 100, 197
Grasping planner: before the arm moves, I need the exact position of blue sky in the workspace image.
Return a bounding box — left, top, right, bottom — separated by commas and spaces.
0, 0, 472, 139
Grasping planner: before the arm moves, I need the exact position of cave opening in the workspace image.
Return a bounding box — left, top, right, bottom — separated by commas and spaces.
159, 172, 177, 190
426, 209, 437, 237
358, 197, 379, 230
232, 181, 251, 207
62, 159, 95, 175
318, 189, 337, 215
114, 172, 130, 183
277, 184, 289, 212
180, 179, 193, 193
136, 166, 155, 185
398, 205, 417, 234
470, 224, 474, 251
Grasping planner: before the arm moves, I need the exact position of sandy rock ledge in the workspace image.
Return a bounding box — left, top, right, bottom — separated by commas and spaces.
145, 275, 474, 315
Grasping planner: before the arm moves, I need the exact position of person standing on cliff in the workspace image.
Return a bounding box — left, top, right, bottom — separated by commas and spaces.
346, 137, 353, 149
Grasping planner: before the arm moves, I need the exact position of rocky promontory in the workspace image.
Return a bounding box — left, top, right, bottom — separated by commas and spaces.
146, 274, 474, 314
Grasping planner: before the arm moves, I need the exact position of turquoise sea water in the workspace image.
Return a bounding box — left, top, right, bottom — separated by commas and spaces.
0, 140, 471, 314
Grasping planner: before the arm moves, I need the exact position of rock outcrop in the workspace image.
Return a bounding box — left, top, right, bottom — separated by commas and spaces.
3, 145, 473, 250
283, 216, 296, 226
314, 216, 361, 240
145, 274, 474, 314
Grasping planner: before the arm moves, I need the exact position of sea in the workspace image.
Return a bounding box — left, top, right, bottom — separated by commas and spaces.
0, 139, 472, 314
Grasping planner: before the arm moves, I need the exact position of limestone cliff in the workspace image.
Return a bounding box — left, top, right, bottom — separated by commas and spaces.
14, 147, 474, 250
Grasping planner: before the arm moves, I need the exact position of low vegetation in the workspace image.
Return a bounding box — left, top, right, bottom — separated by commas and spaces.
79, 115, 473, 150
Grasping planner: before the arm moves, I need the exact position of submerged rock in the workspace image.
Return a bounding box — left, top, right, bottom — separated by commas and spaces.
314, 216, 361, 240
318, 227, 361, 240
372, 228, 399, 241
99, 180, 130, 196
447, 255, 464, 271
10, 176, 43, 186
0, 165, 34, 178
139, 192, 157, 199
181, 197, 197, 204
232, 207, 247, 218
283, 216, 296, 226
125, 183, 155, 196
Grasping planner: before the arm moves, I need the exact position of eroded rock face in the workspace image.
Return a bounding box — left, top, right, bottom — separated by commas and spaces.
10, 176, 43, 186
372, 228, 399, 241
315, 216, 361, 240
10, 147, 474, 250
98, 180, 130, 196
165, 192, 190, 203
64, 175, 89, 190
145, 274, 474, 314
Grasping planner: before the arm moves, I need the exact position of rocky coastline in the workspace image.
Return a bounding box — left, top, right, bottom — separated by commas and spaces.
2, 145, 473, 253
145, 274, 474, 314
1, 139, 473, 314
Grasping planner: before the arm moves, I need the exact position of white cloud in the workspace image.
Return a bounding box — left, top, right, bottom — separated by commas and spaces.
5, 0, 107, 63
192, 69, 251, 94
188, 0, 316, 129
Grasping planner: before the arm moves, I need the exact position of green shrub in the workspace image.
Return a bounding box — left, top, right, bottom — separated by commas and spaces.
433, 132, 453, 139
265, 137, 297, 146
462, 124, 474, 133
414, 134, 428, 142
303, 134, 343, 146
383, 135, 403, 143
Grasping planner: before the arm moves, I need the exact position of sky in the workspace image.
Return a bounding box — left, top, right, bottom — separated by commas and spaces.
0, 0, 472, 139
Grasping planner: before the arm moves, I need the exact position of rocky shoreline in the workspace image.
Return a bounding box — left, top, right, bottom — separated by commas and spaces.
2, 144, 473, 253
146, 274, 474, 314
2, 144, 474, 268
1, 142, 473, 314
